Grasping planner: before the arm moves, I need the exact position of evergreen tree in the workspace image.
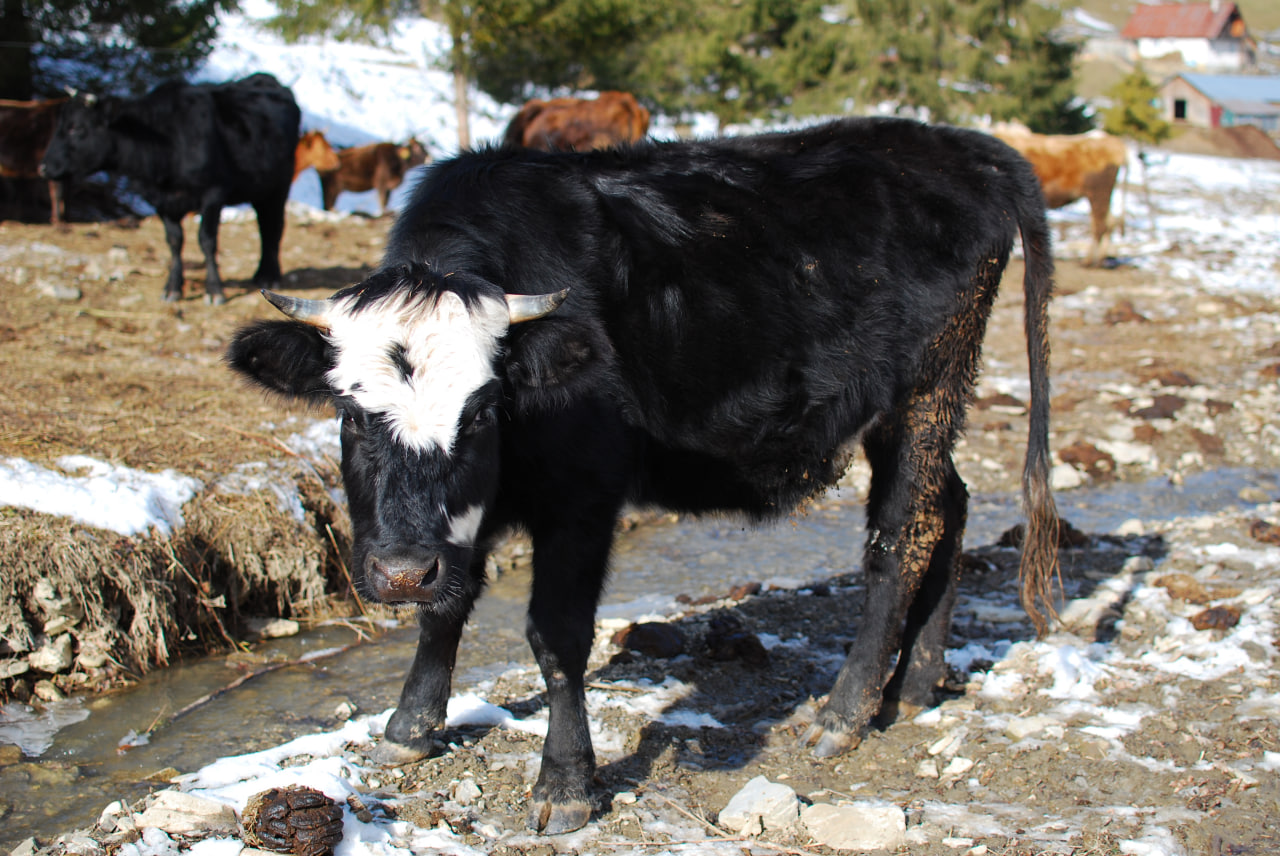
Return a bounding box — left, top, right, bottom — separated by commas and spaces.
1103, 67, 1172, 148
0, 0, 232, 100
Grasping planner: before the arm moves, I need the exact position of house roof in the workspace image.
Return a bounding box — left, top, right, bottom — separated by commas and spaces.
1120, 3, 1241, 40
1174, 73, 1280, 105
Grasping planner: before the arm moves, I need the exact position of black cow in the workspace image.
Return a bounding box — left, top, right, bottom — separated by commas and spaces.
41, 73, 300, 304
228, 117, 1060, 834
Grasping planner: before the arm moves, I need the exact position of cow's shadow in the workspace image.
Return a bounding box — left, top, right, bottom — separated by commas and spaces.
450, 520, 1167, 823
204, 266, 374, 303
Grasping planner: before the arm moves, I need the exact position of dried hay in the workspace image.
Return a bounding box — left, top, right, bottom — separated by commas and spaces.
0, 458, 357, 702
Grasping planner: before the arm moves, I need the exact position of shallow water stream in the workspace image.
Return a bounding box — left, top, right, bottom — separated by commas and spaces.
1, 467, 1275, 851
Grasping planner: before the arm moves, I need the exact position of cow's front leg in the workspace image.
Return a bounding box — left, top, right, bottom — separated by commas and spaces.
373, 603, 469, 764
524, 524, 615, 834
804, 415, 957, 757
161, 215, 185, 301
196, 201, 226, 304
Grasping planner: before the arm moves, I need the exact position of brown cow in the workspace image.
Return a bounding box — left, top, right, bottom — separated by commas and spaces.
503, 91, 650, 152
319, 137, 429, 215
293, 130, 341, 182
0, 98, 67, 224
992, 126, 1129, 266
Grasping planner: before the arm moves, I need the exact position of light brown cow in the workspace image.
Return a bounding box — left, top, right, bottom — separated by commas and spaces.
293, 130, 341, 181
0, 98, 67, 224
992, 127, 1129, 266
504, 91, 650, 152
319, 137, 429, 215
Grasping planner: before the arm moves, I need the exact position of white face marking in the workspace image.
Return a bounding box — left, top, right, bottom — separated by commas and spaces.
324, 290, 510, 454
446, 504, 485, 547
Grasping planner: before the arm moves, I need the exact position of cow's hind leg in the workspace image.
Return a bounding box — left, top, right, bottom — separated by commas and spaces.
879, 463, 966, 719
196, 201, 226, 305
805, 261, 998, 758
804, 405, 963, 757
252, 188, 289, 288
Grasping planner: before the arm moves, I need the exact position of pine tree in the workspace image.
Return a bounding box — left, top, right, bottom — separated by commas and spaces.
1103, 67, 1172, 148
0, 0, 232, 99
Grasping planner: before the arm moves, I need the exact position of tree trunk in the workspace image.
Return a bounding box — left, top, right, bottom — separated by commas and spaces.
0, 0, 34, 100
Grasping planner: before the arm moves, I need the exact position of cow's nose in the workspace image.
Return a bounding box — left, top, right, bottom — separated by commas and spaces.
364, 553, 442, 603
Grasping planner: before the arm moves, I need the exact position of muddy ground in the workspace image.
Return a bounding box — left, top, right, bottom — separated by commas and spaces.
0, 152, 1279, 855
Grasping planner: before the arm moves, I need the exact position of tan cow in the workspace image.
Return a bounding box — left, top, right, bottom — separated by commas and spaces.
992, 127, 1129, 266
504, 91, 650, 152
319, 138, 429, 215
293, 130, 341, 182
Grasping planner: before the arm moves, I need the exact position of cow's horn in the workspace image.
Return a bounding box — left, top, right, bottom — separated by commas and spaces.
506, 288, 569, 323
262, 290, 332, 326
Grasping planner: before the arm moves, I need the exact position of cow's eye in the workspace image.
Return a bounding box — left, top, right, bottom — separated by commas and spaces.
338, 406, 365, 433
466, 405, 497, 434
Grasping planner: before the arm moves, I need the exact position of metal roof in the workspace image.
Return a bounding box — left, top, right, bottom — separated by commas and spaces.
1121, 3, 1241, 40
1177, 73, 1280, 105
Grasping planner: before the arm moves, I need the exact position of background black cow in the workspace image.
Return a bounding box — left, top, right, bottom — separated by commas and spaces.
41, 73, 300, 304
229, 117, 1059, 835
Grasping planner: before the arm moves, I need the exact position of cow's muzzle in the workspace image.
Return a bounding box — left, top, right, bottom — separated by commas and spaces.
364, 552, 443, 603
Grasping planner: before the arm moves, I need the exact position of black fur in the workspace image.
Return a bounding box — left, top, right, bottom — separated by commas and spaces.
41, 73, 300, 303
228, 117, 1059, 834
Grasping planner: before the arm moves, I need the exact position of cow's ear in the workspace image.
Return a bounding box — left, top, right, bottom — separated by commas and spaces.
226, 320, 333, 404
503, 317, 613, 409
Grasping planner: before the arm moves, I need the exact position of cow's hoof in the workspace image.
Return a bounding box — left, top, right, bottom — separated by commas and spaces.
369, 739, 429, 767
802, 721, 861, 758
205, 292, 227, 306
162, 291, 182, 302
527, 798, 592, 835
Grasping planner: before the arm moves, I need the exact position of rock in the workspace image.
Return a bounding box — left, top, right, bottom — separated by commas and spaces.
34, 279, 82, 300
452, 778, 483, 806
28, 634, 74, 673
1058, 441, 1115, 478
8, 839, 39, 856
1249, 519, 1280, 545
704, 614, 768, 665
1130, 394, 1185, 420
1190, 605, 1241, 631
135, 789, 239, 836
801, 801, 906, 851
718, 775, 800, 835
244, 618, 301, 639
1104, 299, 1148, 324
612, 621, 685, 658
1, 658, 31, 679
54, 834, 103, 856
33, 679, 65, 702
1050, 463, 1085, 490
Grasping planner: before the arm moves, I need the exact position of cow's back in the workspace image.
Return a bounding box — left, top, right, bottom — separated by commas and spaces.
394, 118, 1040, 500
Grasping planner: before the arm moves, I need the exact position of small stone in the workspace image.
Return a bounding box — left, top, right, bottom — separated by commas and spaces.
1190, 605, 1241, 631
135, 790, 239, 836
452, 778, 483, 806
801, 801, 906, 851
718, 775, 800, 834
28, 634, 74, 673
32, 680, 65, 702
244, 618, 301, 639
612, 621, 685, 658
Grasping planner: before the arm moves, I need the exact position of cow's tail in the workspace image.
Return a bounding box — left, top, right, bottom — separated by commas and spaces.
1015, 175, 1062, 638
